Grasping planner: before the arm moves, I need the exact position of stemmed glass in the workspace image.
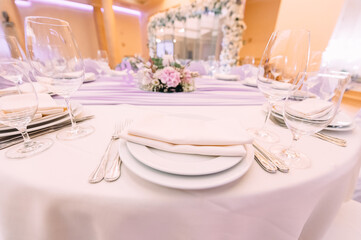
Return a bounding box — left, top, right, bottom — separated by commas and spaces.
0, 35, 53, 158
270, 71, 350, 168
25, 16, 94, 140
248, 29, 310, 143
96, 50, 110, 75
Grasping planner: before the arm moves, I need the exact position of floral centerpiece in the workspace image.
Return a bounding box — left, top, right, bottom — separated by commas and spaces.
116, 56, 144, 73
137, 57, 198, 93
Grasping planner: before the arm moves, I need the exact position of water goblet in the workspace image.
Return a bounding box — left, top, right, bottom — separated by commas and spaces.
96, 50, 110, 75
25, 16, 94, 140
248, 29, 310, 143
270, 71, 350, 169
0, 35, 53, 158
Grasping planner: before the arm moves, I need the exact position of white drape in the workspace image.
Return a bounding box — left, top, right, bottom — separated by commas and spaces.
322, 0, 361, 77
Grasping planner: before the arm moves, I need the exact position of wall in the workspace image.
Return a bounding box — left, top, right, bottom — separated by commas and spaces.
114, 12, 142, 59
275, 0, 345, 52
239, 0, 281, 61
0, 0, 25, 49
17, 2, 98, 59
1, 1, 142, 62
143, 0, 346, 61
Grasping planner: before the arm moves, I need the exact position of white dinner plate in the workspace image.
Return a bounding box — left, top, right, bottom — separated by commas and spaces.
126, 141, 244, 176
215, 74, 240, 81
242, 78, 257, 87
271, 110, 355, 132
0, 111, 68, 132
268, 103, 355, 131
84, 72, 96, 83
120, 141, 253, 190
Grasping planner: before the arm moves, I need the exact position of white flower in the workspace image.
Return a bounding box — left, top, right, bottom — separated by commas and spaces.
151, 79, 160, 85
162, 55, 174, 66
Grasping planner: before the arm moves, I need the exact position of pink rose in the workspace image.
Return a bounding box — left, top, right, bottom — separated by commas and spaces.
155, 67, 181, 87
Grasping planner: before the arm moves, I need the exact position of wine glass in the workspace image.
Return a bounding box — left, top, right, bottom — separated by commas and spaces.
25, 16, 94, 140
248, 29, 310, 143
241, 56, 255, 65
207, 55, 218, 76
270, 71, 350, 168
0, 35, 53, 158
96, 50, 110, 75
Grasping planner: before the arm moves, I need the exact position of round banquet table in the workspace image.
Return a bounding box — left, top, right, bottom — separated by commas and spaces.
0, 104, 360, 240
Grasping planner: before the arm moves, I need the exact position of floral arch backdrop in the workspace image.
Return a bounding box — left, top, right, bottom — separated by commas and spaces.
147, 0, 246, 69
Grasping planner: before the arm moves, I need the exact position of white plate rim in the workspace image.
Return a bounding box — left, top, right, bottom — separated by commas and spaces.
271, 110, 355, 132
0, 111, 68, 132
119, 141, 254, 190
242, 80, 257, 87
126, 141, 244, 176
0, 104, 83, 137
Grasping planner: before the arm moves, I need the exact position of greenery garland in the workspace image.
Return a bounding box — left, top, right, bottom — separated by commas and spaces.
147, 0, 246, 70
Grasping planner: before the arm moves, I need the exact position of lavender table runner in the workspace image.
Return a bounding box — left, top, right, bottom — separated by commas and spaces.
65, 75, 266, 106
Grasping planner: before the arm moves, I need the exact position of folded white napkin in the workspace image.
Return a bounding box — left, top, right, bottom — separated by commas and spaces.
288, 98, 333, 116
84, 72, 96, 82
215, 74, 240, 81
108, 70, 127, 76
121, 114, 253, 156
36, 93, 66, 115
0, 93, 65, 116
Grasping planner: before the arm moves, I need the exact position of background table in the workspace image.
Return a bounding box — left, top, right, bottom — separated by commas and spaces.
67, 76, 266, 106
0, 104, 360, 240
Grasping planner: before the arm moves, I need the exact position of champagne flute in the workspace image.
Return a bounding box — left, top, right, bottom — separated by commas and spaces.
270, 71, 350, 168
248, 29, 310, 143
25, 16, 94, 140
0, 35, 53, 158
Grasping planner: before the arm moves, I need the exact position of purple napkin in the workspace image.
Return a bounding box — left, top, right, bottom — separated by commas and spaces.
188, 61, 207, 75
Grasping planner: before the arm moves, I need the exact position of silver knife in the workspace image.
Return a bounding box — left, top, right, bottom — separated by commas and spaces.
0, 115, 94, 150
254, 149, 277, 173
253, 143, 289, 173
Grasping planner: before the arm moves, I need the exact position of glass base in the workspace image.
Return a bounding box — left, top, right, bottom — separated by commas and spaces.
56, 125, 94, 140
6, 138, 53, 159
247, 128, 279, 143
270, 144, 311, 169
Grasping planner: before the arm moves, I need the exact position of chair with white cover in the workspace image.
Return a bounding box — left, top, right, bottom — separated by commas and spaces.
322, 200, 361, 240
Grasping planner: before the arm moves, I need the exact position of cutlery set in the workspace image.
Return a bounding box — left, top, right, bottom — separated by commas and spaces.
88, 120, 131, 184
0, 115, 94, 150
253, 143, 289, 173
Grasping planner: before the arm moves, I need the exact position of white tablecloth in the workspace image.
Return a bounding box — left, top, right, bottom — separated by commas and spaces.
0, 105, 360, 240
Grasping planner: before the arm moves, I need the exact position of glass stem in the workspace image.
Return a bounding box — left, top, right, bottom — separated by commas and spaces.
262, 102, 273, 130
20, 129, 32, 147
288, 133, 301, 151
65, 97, 77, 131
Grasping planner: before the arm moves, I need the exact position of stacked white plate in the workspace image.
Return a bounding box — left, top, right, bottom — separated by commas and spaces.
0, 103, 82, 138
118, 141, 254, 190
270, 103, 355, 132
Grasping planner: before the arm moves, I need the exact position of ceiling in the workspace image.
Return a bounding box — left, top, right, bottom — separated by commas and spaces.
69, 0, 164, 11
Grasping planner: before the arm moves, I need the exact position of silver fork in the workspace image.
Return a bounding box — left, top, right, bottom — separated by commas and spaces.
104, 120, 132, 182
88, 120, 129, 183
